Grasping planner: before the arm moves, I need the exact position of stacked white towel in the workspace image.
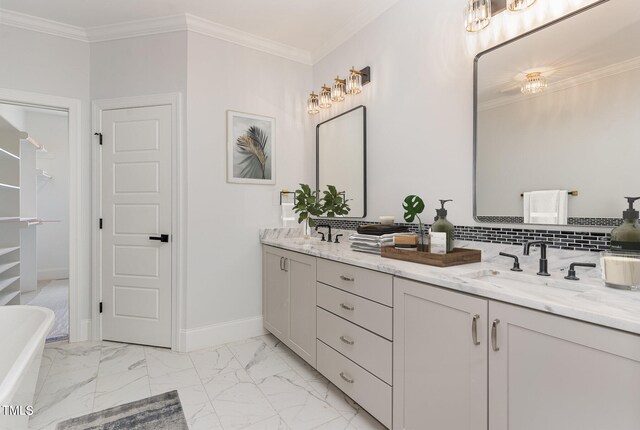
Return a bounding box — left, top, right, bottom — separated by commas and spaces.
349, 233, 417, 255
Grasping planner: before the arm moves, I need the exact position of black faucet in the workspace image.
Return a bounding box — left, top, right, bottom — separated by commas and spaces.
499, 252, 523, 272
316, 224, 332, 242
523, 241, 551, 276
564, 262, 596, 281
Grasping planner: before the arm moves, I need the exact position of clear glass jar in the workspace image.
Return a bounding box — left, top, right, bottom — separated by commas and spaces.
601, 251, 640, 291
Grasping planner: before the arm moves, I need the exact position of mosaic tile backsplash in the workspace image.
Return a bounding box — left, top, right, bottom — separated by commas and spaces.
312, 219, 611, 252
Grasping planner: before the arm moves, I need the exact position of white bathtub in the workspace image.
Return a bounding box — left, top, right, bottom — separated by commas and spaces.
0, 305, 54, 430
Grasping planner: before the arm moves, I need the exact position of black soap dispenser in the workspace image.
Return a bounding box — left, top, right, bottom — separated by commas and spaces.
431, 199, 454, 253
611, 197, 640, 251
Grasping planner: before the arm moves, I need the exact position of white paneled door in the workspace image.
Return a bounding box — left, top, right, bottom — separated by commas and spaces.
101, 105, 172, 348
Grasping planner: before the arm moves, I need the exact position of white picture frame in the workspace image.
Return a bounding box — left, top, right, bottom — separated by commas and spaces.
227, 110, 276, 184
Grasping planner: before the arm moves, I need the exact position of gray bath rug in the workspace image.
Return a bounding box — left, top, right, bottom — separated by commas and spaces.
55, 390, 188, 430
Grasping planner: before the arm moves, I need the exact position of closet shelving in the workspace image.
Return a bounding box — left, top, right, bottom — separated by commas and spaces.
0, 116, 26, 306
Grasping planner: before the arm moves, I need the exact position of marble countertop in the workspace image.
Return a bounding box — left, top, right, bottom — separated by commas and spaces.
260, 228, 640, 336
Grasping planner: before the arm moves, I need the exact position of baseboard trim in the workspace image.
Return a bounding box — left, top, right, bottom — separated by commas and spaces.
180, 316, 266, 352
38, 268, 70, 281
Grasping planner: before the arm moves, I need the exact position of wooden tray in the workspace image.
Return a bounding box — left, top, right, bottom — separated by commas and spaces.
381, 246, 481, 267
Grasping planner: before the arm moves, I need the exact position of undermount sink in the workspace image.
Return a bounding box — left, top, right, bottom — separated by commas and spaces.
462, 269, 594, 297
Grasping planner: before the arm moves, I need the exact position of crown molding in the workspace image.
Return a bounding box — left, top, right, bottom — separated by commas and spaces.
0, 8, 88, 42
0, 4, 397, 66
184, 14, 313, 65
86, 14, 188, 43
479, 55, 640, 111
310, 0, 400, 64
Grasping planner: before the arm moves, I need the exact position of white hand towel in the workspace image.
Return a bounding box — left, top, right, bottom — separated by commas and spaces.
281, 203, 296, 227
523, 190, 568, 225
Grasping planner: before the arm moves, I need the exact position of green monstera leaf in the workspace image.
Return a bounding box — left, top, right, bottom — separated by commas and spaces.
402, 195, 425, 223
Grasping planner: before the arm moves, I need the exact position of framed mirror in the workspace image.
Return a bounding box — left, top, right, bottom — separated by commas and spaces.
317, 105, 366, 218
474, 0, 639, 226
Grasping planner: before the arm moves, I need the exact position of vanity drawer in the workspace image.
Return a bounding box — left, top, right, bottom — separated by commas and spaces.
317, 282, 392, 340
317, 308, 392, 384
317, 258, 392, 306
317, 340, 392, 429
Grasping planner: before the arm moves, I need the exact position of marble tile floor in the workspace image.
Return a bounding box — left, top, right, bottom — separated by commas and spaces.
29, 334, 386, 430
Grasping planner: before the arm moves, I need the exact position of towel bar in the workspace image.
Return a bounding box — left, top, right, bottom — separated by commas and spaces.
521, 191, 578, 197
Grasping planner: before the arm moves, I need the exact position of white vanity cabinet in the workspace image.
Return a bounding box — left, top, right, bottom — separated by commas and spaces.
262, 245, 317, 366
489, 301, 640, 430
262, 243, 640, 430
393, 277, 488, 430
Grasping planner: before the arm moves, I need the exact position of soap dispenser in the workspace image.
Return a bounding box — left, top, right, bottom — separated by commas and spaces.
431, 199, 455, 253
611, 197, 640, 251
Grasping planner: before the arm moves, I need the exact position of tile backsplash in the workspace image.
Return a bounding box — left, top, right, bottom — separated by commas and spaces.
312, 219, 611, 252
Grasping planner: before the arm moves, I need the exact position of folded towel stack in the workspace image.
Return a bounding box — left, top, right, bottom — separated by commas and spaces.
350, 232, 417, 255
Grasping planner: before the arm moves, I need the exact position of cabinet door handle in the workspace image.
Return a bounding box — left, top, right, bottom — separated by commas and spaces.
339, 303, 355, 311
339, 275, 354, 282
339, 372, 354, 384
283, 258, 289, 272
491, 319, 500, 352
279, 257, 284, 271
339, 335, 355, 345
472, 314, 480, 346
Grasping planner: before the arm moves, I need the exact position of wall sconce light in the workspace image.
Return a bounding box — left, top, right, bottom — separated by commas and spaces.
307, 92, 319, 115
331, 77, 346, 102
319, 85, 332, 109
466, 0, 537, 32
521, 72, 547, 95
507, 0, 536, 12
306, 66, 371, 114
465, 0, 491, 32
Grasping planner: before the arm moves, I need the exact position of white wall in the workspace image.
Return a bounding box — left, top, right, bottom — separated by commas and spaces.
311, 0, 602, 229
0, 25, 92, 325
90, 32, 188, 100
25, 111, 71, 279
477, 67, 640, 219
185, 32, 313, 336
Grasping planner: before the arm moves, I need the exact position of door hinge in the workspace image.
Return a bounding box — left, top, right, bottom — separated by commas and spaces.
94, 132, 103, 145
99, 218, 103, 229
99, 302, 103, 313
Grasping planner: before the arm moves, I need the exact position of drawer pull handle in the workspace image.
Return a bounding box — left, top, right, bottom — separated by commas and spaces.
339, 335, 355, 345
472, 314, 480, 346
491, 319, 500, 352
339, 372, 354, 384
339, 275, 355, 282
339, 303, 355, 311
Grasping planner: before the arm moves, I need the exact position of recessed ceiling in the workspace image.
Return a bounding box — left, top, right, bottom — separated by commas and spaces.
0, 0, 399, 57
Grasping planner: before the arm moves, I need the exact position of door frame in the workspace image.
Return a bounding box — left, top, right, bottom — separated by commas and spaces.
92, 93, 186, 351
0, 87, 83, 342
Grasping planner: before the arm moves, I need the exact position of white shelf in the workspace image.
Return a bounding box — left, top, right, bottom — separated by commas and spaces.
0, 247, 19, 257
0, 182, 19, 190
0, 276, 19, 294
0, 261, 19, 277
0, 147, 19, 160
0, 217, 20, 223
0, 290, 20, 306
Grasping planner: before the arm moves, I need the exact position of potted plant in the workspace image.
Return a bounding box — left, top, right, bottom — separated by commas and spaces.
293, 184, 351, 238
403, 195, 427, 250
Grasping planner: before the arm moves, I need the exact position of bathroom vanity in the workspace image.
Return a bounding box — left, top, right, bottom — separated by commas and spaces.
261, 229, 640, 430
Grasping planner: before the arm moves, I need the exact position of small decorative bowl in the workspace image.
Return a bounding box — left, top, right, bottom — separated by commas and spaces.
379, 216, 395, 225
